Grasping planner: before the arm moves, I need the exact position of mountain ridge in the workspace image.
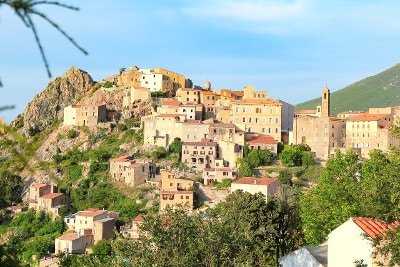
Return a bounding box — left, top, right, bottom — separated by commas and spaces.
295, 63, 400, 116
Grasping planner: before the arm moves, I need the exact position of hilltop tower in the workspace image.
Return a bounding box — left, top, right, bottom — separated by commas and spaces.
205, 80, 211, 91
321, 87, 330, 117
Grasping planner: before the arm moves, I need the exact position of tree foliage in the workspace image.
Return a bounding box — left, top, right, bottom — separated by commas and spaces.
109, 190, 303, 267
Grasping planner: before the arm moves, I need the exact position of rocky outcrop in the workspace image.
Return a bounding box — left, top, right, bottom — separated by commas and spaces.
12, 67, 95, 134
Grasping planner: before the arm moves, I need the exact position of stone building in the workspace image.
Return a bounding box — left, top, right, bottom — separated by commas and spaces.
142, 114, 185, 148
181, 139, 219, 172
64, 104, 107, 126
345, 109, 399, 158
231, 177, 279, 200
292, 87, 347, 160
202, 167, 237, 185
161, 169, 194, 190
110, 155, 155, 187
159, 190, 194, 211
117, 66, 192, 96
246, 134, 278, 156
28, 183, 69, 218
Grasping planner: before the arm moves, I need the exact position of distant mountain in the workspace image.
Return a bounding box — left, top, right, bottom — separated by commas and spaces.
295, 63, 400, 116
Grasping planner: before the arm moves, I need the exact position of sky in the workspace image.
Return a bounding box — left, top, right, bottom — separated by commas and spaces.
1, 0, 400, 123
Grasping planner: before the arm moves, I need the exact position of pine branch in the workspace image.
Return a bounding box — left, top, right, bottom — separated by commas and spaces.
0, 0, 88, 78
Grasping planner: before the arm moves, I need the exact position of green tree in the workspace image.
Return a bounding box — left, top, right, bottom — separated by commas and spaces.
278, 169, 293, 185
299, 149, 361, 245
92, 239, 112, 256
238, 161, 254, 177
247, 149, 261, 167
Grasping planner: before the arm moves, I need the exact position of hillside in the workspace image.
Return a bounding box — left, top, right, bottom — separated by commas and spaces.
295, 63, 400, 116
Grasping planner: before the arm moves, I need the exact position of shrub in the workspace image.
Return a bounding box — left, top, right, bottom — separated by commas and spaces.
67, 129, 77, 139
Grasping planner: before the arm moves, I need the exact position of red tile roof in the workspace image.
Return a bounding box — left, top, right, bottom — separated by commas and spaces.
32, 183, 47, 189
133, 215, 144, 222
77, 209, 106, 218
41, 193, 64, 199
56, 233, 80, 241
233, 177, 278, 186
110, 155, 134, 162
162, 100, 181, 107
246, 135, 277, 144
352, 217, 400, 238
350, 113, 390, 122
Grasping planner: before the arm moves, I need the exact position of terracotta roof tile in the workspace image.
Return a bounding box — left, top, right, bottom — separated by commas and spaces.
162, 100, 181, 107
352, 217, 400, 238
56, 233, 80, 241
133, 215, 144, 222
233, 177, 278, 186
350, 113, 390, 122
77, 209, 106, 218
41, 193, 64, 199
246, 135, 277, 144
32, 183, 47, 189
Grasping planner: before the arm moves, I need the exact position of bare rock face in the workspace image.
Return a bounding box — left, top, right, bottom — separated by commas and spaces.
12, 67, 95, 134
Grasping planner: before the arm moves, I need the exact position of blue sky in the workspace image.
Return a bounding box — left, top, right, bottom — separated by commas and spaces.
1, 0, 400, 123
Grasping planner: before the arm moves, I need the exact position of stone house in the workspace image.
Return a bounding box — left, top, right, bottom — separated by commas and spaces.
63, 104, 107, 127
110, 155, 156, 187
28, 183, 69, 218
159, 190, 193, 211
345, 111, 398, 158
142, 114, 185, 148
55, 233, 87, 254
181, 139, 219, 172
246, 134, 278, 156
161, 169, 194, 190
131, 86, 151, 103
60, 208, 117, 251
182, 120, 210, 143
202, 167, 237, 185
230, 97, 291, 142
121, 214, 144, 239
176, 88, 201, 104
231, 177, 279, 199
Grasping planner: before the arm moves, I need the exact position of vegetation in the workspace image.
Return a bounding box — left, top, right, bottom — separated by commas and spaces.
3, 209, 66, 265
63, 189, 301, 267
237, 148, 272, 177
279, 144, 313, 167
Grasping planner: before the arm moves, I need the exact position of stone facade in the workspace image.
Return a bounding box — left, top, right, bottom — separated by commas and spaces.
182, 139, 219, 171
159, 190, 194, 211
202, 167, 237, 185
143, 114, 185, 148
161, 169, 194, 190
28, 184, 69, 218
110, 155, 155, 187
231, 177, 279, 199
64, 104, 107, 126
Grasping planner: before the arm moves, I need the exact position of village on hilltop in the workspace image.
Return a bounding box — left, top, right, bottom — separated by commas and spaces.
2, 65, 400, 266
